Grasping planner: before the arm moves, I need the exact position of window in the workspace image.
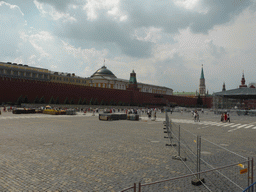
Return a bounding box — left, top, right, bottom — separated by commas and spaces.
13, 70, 18, 76
19, 72, 24, 77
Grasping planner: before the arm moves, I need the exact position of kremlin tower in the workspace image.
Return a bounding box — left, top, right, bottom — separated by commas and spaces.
199, 65, 206, 96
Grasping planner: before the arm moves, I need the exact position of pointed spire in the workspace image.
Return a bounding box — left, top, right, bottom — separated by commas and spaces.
222, 82, 226, 91
200, 64, 204, 79
239, 71, 247, 88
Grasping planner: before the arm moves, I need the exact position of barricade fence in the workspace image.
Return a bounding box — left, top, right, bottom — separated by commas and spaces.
121, 112, 254, 192
243, 181, 256, 192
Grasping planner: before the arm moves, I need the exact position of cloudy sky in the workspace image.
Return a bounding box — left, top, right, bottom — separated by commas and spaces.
1, 0, 256, 93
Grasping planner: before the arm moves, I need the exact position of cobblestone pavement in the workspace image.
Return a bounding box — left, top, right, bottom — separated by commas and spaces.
0, 111, 255, 191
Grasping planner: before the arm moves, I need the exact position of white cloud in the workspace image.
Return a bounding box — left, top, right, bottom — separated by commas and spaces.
83, 0, 127, 21
134, 27, 163, 43
0, 1, 24, 15
34, 0, 76, 22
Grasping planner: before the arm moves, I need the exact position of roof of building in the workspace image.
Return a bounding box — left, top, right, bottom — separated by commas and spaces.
213, 87, 256, 98
91, 66, 117, 78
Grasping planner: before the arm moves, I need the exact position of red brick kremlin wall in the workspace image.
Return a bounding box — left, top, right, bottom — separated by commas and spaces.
0, 77, 212, 107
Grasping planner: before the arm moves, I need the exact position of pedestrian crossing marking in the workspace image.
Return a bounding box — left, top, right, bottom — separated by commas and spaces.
230, 124, 241, 127
222, 123, 235, 127
244, 125, 254, 129
237, 124, 248, 128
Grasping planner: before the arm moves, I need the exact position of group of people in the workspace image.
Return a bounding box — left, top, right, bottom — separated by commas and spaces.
147, 110, 157, 120
193, 110, 200, 122
221, 112, 230, 122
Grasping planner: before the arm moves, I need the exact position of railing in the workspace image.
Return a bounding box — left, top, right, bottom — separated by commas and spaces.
243, 181, 256, 192
121, 112, 254, 191
120, 183, 136, 192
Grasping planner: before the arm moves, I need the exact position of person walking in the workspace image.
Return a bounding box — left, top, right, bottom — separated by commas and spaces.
224, 113, 227, 122
227, 113, 230, 123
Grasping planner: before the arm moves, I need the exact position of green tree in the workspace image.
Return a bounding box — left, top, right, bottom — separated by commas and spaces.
78, 98, 82, 105
82, 98, 87, 105
110, 99, 114, 106
118, 101, 123, 106
24, 95, 29, 103
55, 97, 60, 104
100, 99, 105, 105
94, 98, 98, 105
89, 98, 94, 105
34, 96, 39, 104
197, 95, 203, 106
64, 97, 69, 104
16, 95, 24, 105
70, 98, 75, 104
39, 96, 45, 104
49, 96, 55, 104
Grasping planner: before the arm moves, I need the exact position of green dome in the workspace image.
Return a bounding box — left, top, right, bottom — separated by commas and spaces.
91, 66, 116, 78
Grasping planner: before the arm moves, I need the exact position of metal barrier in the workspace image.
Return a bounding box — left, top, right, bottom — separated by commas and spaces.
164, 112, 254, 191
120, 183, 136, 192
121, 112, 254, 191
243, 181, 256, 192
137, 159, 252, 191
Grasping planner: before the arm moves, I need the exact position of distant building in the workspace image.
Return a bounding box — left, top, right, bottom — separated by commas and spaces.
213, 72, 256, 109
0, 61, 182, 107
88, 65, 173, 95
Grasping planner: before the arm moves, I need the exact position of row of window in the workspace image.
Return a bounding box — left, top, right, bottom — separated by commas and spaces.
90, 83, 126, 90
50, 75, 86, 84
0, 69, 49, 79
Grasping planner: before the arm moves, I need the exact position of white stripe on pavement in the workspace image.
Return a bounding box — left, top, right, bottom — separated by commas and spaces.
244, 125, 254, 129
237, 124, 249, 128
222, 123, 235, 127
230, 124, 241, 127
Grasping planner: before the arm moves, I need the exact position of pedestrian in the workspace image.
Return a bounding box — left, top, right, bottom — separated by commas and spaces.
227, 113, 230, 123
221, 113, 224, 122
224, 113, 227, 122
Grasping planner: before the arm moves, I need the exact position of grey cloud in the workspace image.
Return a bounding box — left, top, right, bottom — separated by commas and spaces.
57, 14, 152, 58
207, 40, 226, 58
47, 0, 253, 58
190, 0, 252, 33
121, 0, 253, 34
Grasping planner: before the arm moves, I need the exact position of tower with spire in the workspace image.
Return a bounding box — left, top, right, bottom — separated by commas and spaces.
222, 82, 226, 91
239, 71, 247, 88
128, 70, 138, 89
199, 64, 206, 96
